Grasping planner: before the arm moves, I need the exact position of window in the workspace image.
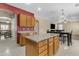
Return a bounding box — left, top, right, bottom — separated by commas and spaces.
58, 24, 63, 30
1, 24, 9, 30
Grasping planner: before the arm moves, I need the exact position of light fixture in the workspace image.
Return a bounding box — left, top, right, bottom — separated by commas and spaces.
59, 8, 67, 23
6, 20, 10, 23
63, 20, 67, 23
37, 7, 42, 11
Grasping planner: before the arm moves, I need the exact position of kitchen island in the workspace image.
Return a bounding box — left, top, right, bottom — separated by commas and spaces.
20, 33, 60, 56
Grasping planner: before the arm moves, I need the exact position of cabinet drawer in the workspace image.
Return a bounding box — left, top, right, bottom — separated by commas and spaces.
39, 45, 47, 53
49, 42, 53, 46
43, 54, 48, 56
54, 36, 59, 40
49, 38, 53, 43
39, 50, 47, 56
38, 40, 47, 47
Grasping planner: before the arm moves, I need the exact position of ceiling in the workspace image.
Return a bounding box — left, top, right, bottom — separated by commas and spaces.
0, 9, 14, 22
9, 3, 79, 21
0, 9, 14, 17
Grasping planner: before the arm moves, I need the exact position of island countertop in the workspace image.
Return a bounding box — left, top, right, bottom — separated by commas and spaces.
21, 33, 59, 42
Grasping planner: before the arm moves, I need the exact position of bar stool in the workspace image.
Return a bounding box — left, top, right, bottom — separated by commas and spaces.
60, 33, 68, 44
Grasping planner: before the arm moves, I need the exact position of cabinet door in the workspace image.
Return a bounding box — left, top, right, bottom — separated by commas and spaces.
53, 36, 60, 55
26, 15, 31, 27
31, 17, 35, 27
49, 38, 54, 56
19, 14, 27, 27
49, 44, 53, 56
20, 35, 26, 46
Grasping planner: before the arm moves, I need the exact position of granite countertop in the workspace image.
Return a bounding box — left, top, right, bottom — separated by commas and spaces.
22, 33, 59, 42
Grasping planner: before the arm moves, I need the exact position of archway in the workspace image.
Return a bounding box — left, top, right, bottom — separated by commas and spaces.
0, 9, 16, 41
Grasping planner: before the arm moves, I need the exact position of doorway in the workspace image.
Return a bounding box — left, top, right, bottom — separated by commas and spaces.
0, 9, 16, 40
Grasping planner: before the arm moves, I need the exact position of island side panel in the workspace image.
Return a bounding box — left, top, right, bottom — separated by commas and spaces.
26, 39, 48, 56
25, 39, 39, 56
48, 37, 54, 56
53, 36, 60, 55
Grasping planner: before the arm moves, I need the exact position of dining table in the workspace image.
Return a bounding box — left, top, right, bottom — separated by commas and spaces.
47, 30, 72, 46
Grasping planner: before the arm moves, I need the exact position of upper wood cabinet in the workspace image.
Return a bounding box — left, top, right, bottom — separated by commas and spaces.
19, 14, 35, 27
19, 14, 27, 27
26, 15, 31, 27
31, 17, 35, 27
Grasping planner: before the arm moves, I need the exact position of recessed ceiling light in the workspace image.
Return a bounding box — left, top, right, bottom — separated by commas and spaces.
37, 7, 42, 11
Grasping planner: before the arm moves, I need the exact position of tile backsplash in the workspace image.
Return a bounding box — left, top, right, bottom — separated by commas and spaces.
17, 27, 34, 31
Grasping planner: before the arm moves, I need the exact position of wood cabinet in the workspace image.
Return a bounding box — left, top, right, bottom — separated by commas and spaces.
26, 36, 60, 56
26, 40, 48, 56
48, 36, 60, 56
48, 37, 54, 56
17, 32, 37, 46
39, 50, 48, 56
38, 40, 48, 55
53, 36, 60, 55
19, 14, 27, 27
38, 40, 47, 47
19, 14, 35, 27
26, 15, 31, 27
25, 36, 60, 56
31, 17, 35, 27
17, 34, 60, 56
26, 16, 35, 27
19, 35, 26, 46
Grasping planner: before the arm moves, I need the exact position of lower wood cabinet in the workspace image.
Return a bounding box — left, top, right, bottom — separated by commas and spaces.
48, 36, 60, 56
18, 32, 37, 46
53, 36, 60, 55
19, 35, 26, 46
38, 40, 47, 47
26, 36, 60, 56
39, 45, 47, 54
48, 37, 54, 56
39, 50, 48, 56
17, 34, 60, 56
26, 40, 48, 56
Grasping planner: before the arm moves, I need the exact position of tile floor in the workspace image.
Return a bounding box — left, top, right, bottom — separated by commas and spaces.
0, 39, 25, 56
57, 35, 79, 56
0, 36, 79, 56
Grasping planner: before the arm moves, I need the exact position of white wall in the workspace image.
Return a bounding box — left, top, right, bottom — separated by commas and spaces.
39, 19, 50, 34
36, 19, 50, 34
34, 19, 58, 34
63, 21, 79, 35
11, 14, 17, 40
56, 20, 79, 35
